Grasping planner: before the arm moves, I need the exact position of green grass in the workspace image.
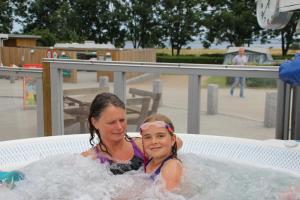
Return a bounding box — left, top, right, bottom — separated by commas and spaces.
203, 76, 227, 88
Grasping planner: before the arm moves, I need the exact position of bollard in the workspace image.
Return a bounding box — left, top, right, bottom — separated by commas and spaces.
207, 84, 218, 115
9, 74, 15, 83
264, 92, 277, 128
99, 76, 109, 89
153, 79, 163, 106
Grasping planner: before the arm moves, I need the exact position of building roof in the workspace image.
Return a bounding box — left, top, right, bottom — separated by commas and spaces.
226, 47, 271, 55
7, 34, 41, 39
54, 41, 115, 49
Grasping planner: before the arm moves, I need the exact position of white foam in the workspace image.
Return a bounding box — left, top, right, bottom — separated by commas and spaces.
1, 153, 300, 200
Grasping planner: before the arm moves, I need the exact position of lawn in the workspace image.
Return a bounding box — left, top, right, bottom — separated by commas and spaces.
156, 48, 298, 56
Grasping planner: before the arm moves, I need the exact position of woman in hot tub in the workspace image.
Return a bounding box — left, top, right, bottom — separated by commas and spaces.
81, 92, 182, 176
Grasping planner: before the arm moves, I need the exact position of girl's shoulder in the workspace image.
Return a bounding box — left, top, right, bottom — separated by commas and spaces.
161, 158, 183, 191
164, 158, 182, 167
161, 158, 183, 175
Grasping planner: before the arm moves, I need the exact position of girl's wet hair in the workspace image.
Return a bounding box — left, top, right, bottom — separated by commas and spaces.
88, 92, 130, 155
142, 114, 178, 158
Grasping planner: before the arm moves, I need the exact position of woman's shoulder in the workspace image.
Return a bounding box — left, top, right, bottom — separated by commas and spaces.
81, 147, 96, 158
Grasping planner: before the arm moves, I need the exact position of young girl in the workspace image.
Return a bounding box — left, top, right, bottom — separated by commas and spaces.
139, 114, 183, 191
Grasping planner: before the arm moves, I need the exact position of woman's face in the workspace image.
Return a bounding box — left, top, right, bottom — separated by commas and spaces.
142, 125, 175, 160
92, 105, 127, 143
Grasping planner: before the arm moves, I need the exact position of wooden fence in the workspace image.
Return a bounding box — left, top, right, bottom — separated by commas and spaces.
0, 47, 155, 65
0, 47, 156, 82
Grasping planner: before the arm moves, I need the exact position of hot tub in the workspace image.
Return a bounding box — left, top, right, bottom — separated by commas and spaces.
1, 133, 299, 172
1, 134, 300, 200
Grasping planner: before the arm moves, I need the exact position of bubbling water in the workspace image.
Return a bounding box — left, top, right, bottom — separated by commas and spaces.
0, 153, 300, 200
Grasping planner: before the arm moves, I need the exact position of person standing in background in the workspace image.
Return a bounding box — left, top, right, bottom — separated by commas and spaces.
230, 47, 248, 98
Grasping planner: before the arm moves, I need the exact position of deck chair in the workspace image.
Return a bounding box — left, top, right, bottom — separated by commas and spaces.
128, 88, 161, 115
126, 97, 151, 130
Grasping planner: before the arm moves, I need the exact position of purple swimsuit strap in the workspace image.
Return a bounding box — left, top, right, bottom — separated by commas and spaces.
130, 139, 144, 159
147, 155, 174, 180
94, 139, 144, 164
94, 145, 110, 164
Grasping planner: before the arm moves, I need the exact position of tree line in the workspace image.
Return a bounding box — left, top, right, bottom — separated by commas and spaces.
1, 0, 299, 56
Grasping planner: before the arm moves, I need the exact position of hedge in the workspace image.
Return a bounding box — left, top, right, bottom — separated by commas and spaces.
157, 54, 277, 88
157, 55, 224, 64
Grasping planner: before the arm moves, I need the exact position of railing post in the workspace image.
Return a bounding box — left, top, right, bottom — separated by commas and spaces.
36, 77, 44, 137
291, 86, 300, 139
50, 66, 64, 135
187, 74, 201, 134
114, 71, 126, 103
42, 62, 52, 136
276, 80, 291, 139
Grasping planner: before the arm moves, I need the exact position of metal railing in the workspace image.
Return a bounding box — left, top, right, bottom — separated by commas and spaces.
44, 59, 283, 137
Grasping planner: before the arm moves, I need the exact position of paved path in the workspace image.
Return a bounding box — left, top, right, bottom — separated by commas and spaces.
0, 72, 277, 141
128, 75, 276, 139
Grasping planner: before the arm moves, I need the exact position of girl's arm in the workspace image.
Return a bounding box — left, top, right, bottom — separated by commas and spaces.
161, 159, 183, 191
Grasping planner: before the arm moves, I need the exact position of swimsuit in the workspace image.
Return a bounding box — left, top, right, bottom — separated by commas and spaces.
145, 155, 173, 180
94, 139, 144, 175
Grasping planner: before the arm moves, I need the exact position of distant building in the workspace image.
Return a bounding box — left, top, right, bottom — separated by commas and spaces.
223, 47, 274, 64
54, 41, 115, 49
0, 33, 41, 47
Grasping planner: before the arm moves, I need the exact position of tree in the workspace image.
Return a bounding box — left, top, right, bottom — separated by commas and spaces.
0, 0, 13, 33
260, 13, 300, 56
203, 0, 261, 48
22, 0, 77, 45
277, 13, 300, 56
125, 0, 162, 48
69, 0, 127, 47
159, 0, 205, 55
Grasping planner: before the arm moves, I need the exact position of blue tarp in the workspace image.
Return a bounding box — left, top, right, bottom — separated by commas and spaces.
279, 54, 300, 86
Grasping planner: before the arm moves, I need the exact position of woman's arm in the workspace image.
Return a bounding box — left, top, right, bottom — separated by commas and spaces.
176, 136, 183, 149
161, 159, 183, 191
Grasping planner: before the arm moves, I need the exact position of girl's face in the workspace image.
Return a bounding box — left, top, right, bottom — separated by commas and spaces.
141, 122, 175, 160
92, 105, 127, 143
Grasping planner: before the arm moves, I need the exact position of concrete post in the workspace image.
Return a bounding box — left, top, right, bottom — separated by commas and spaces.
207, 84, 218, 115
264, 92, 277, 128
99, 76, 109, 89
9, 74, 15, 83
153, 79, 163, 106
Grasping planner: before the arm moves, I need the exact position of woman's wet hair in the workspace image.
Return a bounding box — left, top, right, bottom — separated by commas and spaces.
142, 114, 178, 158
88, 93, 130, 155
